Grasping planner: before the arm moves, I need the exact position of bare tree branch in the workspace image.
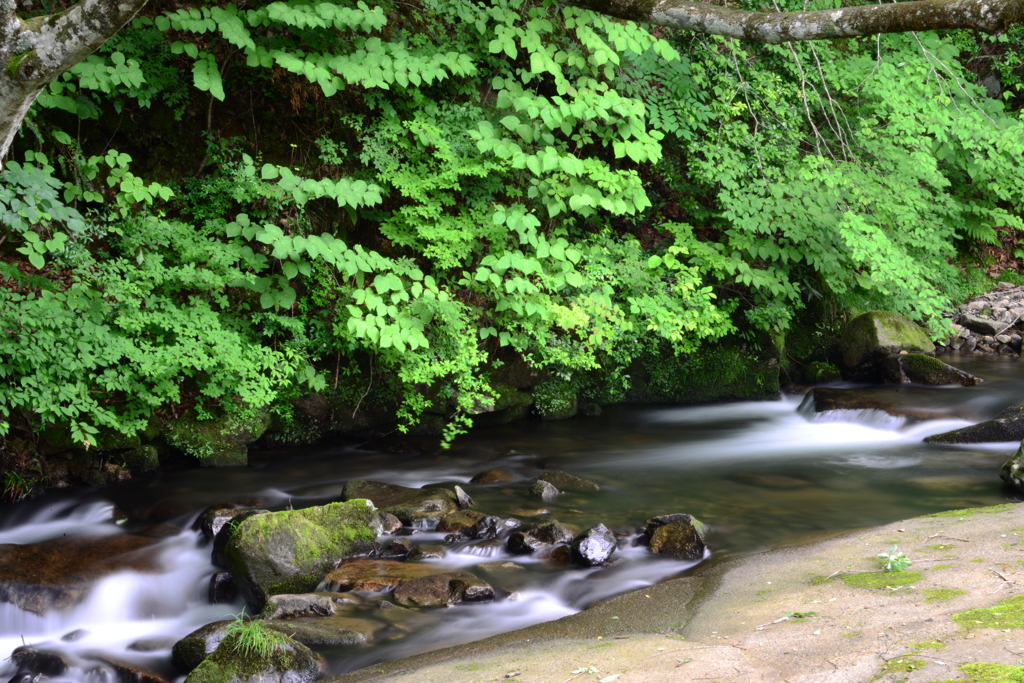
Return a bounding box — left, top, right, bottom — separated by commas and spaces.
570, 0, 1024, 43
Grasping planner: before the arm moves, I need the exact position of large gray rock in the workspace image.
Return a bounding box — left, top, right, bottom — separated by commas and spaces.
1001, 442, 1024, 492
959, 312, 1011, 337
840, 311, 934, 371
926, 406, 1024, 444
878, 353, 982, 386
341, 480, 458, 525
183, 628, 318, 683
225, 501, 382, 612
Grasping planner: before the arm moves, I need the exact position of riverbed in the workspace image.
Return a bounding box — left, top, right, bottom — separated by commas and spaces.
1, 355, 1020, 682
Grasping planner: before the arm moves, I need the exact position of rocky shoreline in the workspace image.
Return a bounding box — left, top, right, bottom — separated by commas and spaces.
941, 282, 1024, 357
326, 502, 1024, 683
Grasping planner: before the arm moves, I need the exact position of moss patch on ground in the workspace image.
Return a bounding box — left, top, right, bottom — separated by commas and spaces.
841, 571, 921, 589
959, 662, 1024, 682
952, 594, 1024, 629
908, 640, 946, 650
924, 588, 966, 603
876, 655, 926, 678
931, 564, 954, 570
926, 504, 1012, 518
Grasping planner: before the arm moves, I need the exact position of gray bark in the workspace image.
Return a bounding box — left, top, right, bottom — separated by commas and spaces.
573, 0, 1024, 43
0, 0, 149, 161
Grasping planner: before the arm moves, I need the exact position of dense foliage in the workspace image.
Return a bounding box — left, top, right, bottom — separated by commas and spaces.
2, 0, 1024, 472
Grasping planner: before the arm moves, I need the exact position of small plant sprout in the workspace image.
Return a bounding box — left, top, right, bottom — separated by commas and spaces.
878, 544, 913, 572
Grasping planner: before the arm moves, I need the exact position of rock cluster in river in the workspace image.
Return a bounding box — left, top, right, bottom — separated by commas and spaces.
940, 282, 1024, 357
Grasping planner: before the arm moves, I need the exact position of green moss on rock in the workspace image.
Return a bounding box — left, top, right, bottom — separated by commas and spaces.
165, 408, 271, 466
804, 361, 842, 384
840, 311, 933, 370
184, 630, 317, 683
225, 500, 382, 612
533, 378, 578, 420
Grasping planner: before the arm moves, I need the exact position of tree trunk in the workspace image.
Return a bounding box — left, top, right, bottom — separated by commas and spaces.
571, 0, 1024, 43
0, 0, 149, 162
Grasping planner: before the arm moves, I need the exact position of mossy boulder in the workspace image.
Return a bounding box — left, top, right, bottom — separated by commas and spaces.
472, 383, 535, 427
879, 353, 982, 386
173, 621, 231, 674
803, 361, 842, 384
839, 311, 933, 372
620, 343, 780, 405
340, 479, 458, 525
533, 378, 578, 420
926, 405, 1024, 444
165, 408, 271, 467
225, 500, 382, 612
120, 445, 160, 474
183, 629, 318, 683
1000, 442, 1024, 493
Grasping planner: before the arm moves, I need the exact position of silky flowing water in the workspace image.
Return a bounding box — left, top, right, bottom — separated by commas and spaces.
2, 355, 1022, 682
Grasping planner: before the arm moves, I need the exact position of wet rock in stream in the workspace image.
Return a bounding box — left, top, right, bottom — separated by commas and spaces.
208, 571, 238, 604
391, 572, 494, 607
0, 534, 161, 614
211, 509, 269, 568
378, 512, 403, 534
435, 509, 487, 534
645, 514, 708, 561
533, 471, 600, 493
469, 469, 515, 484
570, 524, 616, 567
260, 593, 336, 619
340, 479, 458, 525
925, 405, 1024, 444
183, 631, 318, 683
319, 560, 453, 592
506, 520, 574, 555
172, 622, 231, 673
528, 480, 559, 502
406, 544, 446, 561
225, 500, 382, 612
467, 515, 521, 540
878, 353, 982, 386
380, 537, 414, 558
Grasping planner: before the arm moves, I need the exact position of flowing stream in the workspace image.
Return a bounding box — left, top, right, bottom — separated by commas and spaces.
1, 355, 1021, 682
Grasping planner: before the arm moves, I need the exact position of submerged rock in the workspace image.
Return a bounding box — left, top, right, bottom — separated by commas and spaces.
341, 480, 458, 525
225, 500, 382, 612
468, 516, 521, 540
264, 616, 379, 646
534, 471, 600, 493
926, 406, 1024, 444
839, 311, 934, 374
799, 387, 963, 423
645, 514, 707, 561
435, 509, 488, 534
392, 572, 494, 607
183, 629, 318, 683
0, 534, 159, 614
878, 353, 982, 386
528, 480, 559, 502
469, 469, 515, 484
1000, 442, 1024, 492
570, 524, 616, 567
320, 560, 450, 592
506, 520, 574, 555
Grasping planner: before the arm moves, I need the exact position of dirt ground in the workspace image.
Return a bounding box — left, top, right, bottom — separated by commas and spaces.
327, 503, 1024, 683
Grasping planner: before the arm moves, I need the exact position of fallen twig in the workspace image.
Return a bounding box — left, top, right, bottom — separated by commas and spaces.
927, 533, 970, 543
755, 616, 789, 630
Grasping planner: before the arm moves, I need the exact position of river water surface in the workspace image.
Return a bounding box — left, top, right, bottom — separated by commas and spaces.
1, 355, 1021, 681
